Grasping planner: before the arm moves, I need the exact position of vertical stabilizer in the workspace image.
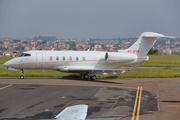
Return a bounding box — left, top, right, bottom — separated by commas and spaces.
119, 32, 173, 56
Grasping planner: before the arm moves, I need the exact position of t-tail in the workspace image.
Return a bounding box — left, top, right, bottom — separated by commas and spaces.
118, 32, 175, 56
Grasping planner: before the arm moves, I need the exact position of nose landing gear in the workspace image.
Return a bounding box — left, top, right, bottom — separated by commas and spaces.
20, 69, 24, 79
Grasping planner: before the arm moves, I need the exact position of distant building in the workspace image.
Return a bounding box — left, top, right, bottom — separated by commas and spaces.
3, 52, 12, 57
25, 45, 36, 51
3, 40, 12, 45
31, 41, 37, 46
94, 44, 102, 49
163, 49, 172, 55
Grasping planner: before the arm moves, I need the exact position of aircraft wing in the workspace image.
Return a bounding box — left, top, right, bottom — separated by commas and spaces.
54, 104, 88, 120
68, 68, 127, 74
67, 62, 144, 74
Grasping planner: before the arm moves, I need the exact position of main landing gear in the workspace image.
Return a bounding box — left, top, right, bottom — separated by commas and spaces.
20, 69, 24, 79
83, 74, 97, 80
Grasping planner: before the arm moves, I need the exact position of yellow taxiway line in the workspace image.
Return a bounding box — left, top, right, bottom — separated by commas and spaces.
131, 86, 142, 120
132, 86, 139, 120
136, 87, 142, 120
166, 105, 180, 107
0, 84, 12, 90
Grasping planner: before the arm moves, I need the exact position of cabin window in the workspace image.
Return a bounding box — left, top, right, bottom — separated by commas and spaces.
56, 56, 59, 61
50, 56, 52, 60
76, 56, 78, 61
82, 56, 85, 61
69, 56, 72, 61
63, 56, 65, 61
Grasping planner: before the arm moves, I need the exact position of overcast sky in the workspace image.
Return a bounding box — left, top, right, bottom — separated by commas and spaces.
0, 0, 180, 39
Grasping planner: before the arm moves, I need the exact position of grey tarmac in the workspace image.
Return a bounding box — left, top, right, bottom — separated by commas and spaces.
0, 77, 180, 120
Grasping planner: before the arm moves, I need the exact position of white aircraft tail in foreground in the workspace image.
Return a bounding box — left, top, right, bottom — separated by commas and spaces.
54, 104, 88, 120
3, 32, 174, 80
54, 104, 121, 120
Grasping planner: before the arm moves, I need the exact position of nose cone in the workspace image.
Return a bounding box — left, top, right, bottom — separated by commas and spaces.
3, 62, 9, 67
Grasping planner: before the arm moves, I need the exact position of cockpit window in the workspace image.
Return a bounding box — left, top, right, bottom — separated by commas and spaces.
17, 53, 25, 57
24, 53, 31, 56
17, 53, 31, 57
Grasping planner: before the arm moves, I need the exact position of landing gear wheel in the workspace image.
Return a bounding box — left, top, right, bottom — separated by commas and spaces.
20, 75, 24, 79
90, 75, 96, 80
20, 69, 24, 79
83, 74, 89, 79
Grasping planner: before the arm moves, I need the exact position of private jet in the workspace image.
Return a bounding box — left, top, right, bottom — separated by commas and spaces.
3, 32, 174, 80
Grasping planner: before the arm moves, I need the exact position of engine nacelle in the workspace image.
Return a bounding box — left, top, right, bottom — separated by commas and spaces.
105, 52, 135, 63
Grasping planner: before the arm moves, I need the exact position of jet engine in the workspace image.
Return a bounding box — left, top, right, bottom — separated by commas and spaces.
105, 52, 135, 63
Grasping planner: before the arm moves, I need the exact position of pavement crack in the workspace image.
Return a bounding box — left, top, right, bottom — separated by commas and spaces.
26, 102, 43, 109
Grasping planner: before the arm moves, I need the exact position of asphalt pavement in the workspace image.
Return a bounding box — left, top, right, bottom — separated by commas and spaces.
0, 77, 179, 120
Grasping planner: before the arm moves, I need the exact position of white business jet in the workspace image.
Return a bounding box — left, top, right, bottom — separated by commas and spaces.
3, 32, 174, 80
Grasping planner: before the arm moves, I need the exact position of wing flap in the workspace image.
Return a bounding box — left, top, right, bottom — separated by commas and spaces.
67, 62, 144, 74
68, 68, 127, 73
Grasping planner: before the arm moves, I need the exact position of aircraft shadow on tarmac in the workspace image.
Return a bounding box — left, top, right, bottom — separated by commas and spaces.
0, 76, 122, 84
161, 100, 180, 103
60, 76, 122, 84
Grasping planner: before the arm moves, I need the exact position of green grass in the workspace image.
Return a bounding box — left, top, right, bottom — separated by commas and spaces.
142, 55, 180, 67
1, 55, 180, 78
0, 65, 80, 78
0, 57, 12, 64
113, 68, 180, 78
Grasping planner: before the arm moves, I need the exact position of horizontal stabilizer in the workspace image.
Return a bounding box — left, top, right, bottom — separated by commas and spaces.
142, 32, 176, 38
143, 35, 176, 39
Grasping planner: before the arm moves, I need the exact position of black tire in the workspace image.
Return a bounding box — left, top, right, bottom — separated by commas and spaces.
20, 75, 24, 79
83, 74, 89, 79
90, 75, 96, 80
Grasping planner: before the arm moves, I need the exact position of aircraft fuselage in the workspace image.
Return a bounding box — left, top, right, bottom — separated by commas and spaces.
3, 50, 147, 71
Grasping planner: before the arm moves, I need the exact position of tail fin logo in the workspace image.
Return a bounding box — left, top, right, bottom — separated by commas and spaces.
127, 50, 139, 53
